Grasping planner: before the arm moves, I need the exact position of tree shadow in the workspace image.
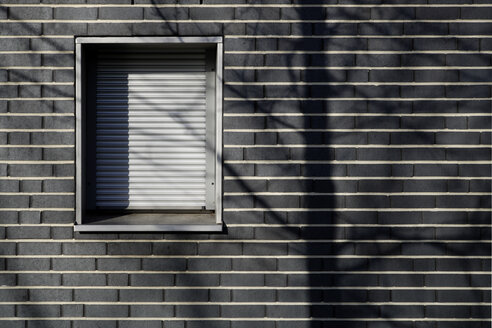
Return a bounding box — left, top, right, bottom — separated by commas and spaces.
0, 3, 489, 328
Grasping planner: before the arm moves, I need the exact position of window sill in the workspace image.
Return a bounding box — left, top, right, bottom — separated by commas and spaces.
74, 212, 222, 232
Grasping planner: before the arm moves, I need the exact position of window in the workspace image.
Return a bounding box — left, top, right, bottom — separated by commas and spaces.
75, 37, 223, 232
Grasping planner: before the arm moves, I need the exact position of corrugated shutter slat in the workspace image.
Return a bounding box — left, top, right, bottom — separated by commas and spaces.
95, 49, 208, 209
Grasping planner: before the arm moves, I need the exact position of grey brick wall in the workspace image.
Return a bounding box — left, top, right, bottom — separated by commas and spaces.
0, 0, 490, 327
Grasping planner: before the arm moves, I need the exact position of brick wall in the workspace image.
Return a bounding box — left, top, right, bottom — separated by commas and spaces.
0, 1, 490, 327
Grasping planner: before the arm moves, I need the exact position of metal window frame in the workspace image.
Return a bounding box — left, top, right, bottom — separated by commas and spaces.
75, 36, 223, 232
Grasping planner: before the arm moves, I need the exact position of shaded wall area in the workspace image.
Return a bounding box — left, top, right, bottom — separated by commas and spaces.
0, 1, 490, 328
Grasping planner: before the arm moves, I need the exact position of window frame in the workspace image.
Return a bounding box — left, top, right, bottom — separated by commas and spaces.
75, 36, 223, 232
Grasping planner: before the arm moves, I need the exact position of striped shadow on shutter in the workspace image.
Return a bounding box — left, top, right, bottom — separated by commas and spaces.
94, 47, 214, 210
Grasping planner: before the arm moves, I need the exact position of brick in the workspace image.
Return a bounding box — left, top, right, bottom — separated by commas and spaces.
413, 38, 456, 51
244, 242, 287, 256
469, 116, 492, 129
61, 242, 105, 255
403, 148, 446, 160
232, 322, 274, 328
447, 85, 490, 98
9, 69, 52, 82
447, 54, 491, 66
7, 226, 50, 239
120, 289, 162, 302
0, 289, 28, 301
119, 322, 161, 328
190, 7, 233, 20
233, 258, 276, 271
256, 164, 300, 177
178, 22, 223, 35
31, 132, 74, 145
141, 258, 186, 271
359, 180, 403, 192
415, 70, 459, 82
445, 117, 467, 129
43, 23, 87, 36
426, 305, 470, 318
357, 148, 401, 161
0, 148, 41, 161
99, 7, 143, 20
9, 7, 52, 19
401, 86, 445, 98
470, 180, 491, 192
222, 305, 265, 318
73, 322, 116, 328
176, 305, 220, 317
221, 273, 263, 287
447, 148, 490, 161
128, 273, 173, 286
438, 132, 481, 145
188, 258, 232, 271
196, 242, 240, 256
416, 7, 460, 19
85, 305, 129, 317
281, 7, 325, 20
62, 273, 106, 286
19, 273, 61, 286
8, 258, 50, 271
380, 274, 424, 287
279, 39, 323, 51
52, 70, 73, 83
19, 85, 41, 97
403, 180, 446, 192
30, 289, 72, 302
74, 289, 117, 302
391, 132, 435, 145
19, 181, 41, 193
18, 242, 61, 255
0, 212, 18, 224
402, 54, 446, 66
54, 7, 97, 19
0, 23, 42, 36
223, 132, 254, 145
30, 195, 73, 208
371, 8, 415, 20
224, 23, 245, 35
97, 258, 140, 271
7, 132, 29, 145
53, 164, 73, 177
347, 164, 390, 177
17, 321, 38, 328
53, 258, 95, 271
267, 305, 311, 318
0, 274, 16, 286
175, 273, 219, 286
255, 132, 277, 145
165, 289, 208, 302
315, 23, 357, 35
0, 180, 18, 192
9, 100, 53, 113
277, 132, 323, 144
31, 36, 73, 51
236, 7, 279, 20
107, 242, 151, 255
61, 304, 82, 317
90, 23, 133, 35
18, 304, 61, 318
437, 290, 483, 302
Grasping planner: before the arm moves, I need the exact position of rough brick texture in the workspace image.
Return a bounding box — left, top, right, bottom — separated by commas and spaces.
0, 1, 489, 327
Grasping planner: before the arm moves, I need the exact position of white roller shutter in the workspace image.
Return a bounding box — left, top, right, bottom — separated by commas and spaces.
94, 48, 213, 209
